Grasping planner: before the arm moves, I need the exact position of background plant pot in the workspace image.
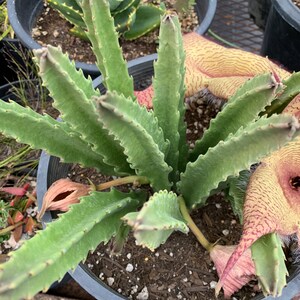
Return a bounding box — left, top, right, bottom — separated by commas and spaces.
36, 54, 300, 299
260, 0, 300, 72
248, 0, 272, 30
0, 37, 25, 85
0, 0, 28, 85
7, 0, 216, 78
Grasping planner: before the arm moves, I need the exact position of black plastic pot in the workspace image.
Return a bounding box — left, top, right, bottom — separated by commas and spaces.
36, 54, 300, 299
7, 0, 216, 78
0, 37, 24, 85
0, 0, 27, 84
0, 79, 31, 101
248, 0, 272, 30
260, 0, 300, 72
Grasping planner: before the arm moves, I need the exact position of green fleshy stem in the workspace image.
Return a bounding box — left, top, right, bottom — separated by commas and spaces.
178, 196, 213, 252
96, 175, 150, 191
0, 221, 24, 236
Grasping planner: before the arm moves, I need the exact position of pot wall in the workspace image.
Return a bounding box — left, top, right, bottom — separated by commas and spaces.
0, 38, 24, 85
260, 0, 300, 72
248, 0, 272, 30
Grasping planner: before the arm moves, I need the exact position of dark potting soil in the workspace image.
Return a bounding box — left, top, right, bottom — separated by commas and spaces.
33, 2, 199, 64
293, 0, 300, 9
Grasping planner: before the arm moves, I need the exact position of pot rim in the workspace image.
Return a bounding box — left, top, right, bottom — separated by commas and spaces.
272, 0, 300, 31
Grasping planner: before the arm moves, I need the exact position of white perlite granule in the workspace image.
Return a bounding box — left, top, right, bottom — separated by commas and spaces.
136, 287, 149, 300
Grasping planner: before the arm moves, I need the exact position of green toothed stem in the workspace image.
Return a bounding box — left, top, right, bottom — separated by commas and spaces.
178, 196, 213, 252
96, 176, 150, 191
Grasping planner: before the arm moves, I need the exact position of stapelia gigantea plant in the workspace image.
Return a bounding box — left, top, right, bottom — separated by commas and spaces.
0, 0, 300, 298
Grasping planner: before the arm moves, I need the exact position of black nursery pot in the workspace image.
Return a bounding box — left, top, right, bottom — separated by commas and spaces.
248, 0, 272, 30
0, 37, 24, 85
36, 55, 300, 300
7, 0, 216, 78
260, 0, 300, 72
0, 0, 28, 85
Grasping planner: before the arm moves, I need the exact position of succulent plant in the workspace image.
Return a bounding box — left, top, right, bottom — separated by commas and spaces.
0, 0, 300, 299
47, 0, 165, 41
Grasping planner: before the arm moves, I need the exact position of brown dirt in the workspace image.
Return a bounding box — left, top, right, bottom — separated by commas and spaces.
33, 2, 199, 64
293, 0, 300, 9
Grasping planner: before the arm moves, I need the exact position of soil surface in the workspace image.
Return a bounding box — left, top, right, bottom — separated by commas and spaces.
33, 1, 199, 64
293, 0, 300, 9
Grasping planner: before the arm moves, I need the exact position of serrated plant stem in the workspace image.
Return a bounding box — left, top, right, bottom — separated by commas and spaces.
178, 196, 213, 252
96, 176, 150, 191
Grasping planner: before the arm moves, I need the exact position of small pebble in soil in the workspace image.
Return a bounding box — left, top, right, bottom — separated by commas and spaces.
210, 281, 217, 289
126, 263, 134, 272
222, 229, 230, 236
26, 206, 38, 217
53, 29, 59, 37
127, 253, 132, 259
107, 277, 114, 286
131, 285, 138, 294
215, 203, 221, 209
136, 286, 149, 300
